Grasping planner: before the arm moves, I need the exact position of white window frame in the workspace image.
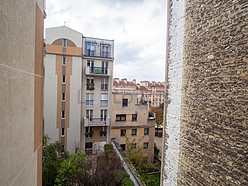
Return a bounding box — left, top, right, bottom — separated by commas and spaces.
86, 93, 94, 106
101, 94, 108, 107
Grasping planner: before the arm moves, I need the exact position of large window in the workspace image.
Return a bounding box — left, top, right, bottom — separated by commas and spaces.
100, 126, 107, 137
101, 78, 108, 91
143, 142, 148, 149
85, 127, 93, 138
87, 44, 96, 56
101, 94, 108, 107
116, 114, 126, 122
86, 94, 94, 106
101, 45, 110, 57
132, 129, 137, 136
87, 77, 94, 90
122, 99, 128, 107
120, 129, 126, 137
86, 110, 93, 122
132, 114, 137, 122
101, 110, 107, 121
144, 128, 149, 135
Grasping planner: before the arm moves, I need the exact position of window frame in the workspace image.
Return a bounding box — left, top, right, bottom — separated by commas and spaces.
86, 93, 94, 106
62, 93, 65, 102
116, 114, 126, 122
122, 99, 128, 107
131, 129, 137, 136
62, 56, 66, 66
61, 110, 65, 119
132, 114, 137, 122
62, 75, 66, 84
143, 142, 148, 149
61, 128, 65, 137
120, 129, 126, 137
144, 128, 149, 135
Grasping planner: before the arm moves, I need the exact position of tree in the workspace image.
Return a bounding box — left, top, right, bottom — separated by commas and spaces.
151, 106, 164, 128
42, 135, 68, 186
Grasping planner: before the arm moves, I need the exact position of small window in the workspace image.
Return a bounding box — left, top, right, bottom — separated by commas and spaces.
100, 126, 107, 137
120, 129, 126, 137
85, 127, 93, 138
144, 142, 148, 149
62, 56, 66, 66
62, 75, 66, 84
132, 114, 137, 122
85, 142, 93, 149
144, 128, 149, 135
122, 99, 128, 107
116, 114, 126, 122
132, 129, 137, 136
62, 93, 65, 101
61, 128, 65, 137
62, 110, 65, 119
101, 94, 108, 107
120, 144, 126, 151
63, 39, 66, 47
86, 94, 94, 106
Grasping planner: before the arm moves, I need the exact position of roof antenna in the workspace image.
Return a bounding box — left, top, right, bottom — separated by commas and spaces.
64, 21, 71, 26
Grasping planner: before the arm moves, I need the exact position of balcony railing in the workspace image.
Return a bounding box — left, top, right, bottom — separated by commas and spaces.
101, 84, 108, 91
84, 117, 110, 127
85, 66, 111, 76
87, 49, 95, 56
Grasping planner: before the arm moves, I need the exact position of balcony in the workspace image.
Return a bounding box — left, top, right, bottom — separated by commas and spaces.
85, 66, 111, 76
84, 117, 110, 127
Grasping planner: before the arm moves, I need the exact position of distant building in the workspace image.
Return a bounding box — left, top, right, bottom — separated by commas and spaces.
0, 0, 45, 185
44, 26, 114, 154
111, 93, 155, 161
113, 78, 165, 107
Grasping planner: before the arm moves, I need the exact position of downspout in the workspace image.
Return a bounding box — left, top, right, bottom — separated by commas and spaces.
160, 0, 170, 184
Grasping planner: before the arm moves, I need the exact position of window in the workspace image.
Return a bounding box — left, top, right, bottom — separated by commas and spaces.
87, 77, 94, 90
100, 126, 107, 137
63, 39, 66, 47
101, 94, 108, 107
144, 128, 149, 135
85, 127, 93, 138
121, 129, 126, 137
101, 78, 108, 91
122, 99, 128, 107
62, 93, 65, 101
144, 142, 148, 149
116, 114, 126, 122
120, 144, 126, 151
62, 56, 66, 66
86, 110, 93, 122
87, 44, 96, 56
101, 45, 110, 57
62, 110, 65, 119
132, 129, 137, 136
85, 142, 93, 149
61, 128, 65, 137
86, 94, 94, 106
101, 110, 107, 121
87, 60, 94, 67
62, 75, 66, 84
132, 114, 137, 122
132, 143, 136, 151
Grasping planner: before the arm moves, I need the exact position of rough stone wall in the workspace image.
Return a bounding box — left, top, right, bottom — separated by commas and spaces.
177, 0, 248, 185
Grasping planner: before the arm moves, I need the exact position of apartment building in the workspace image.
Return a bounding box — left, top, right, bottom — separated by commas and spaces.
0, 1, 45, 185
113, 78, 165, 107
111, 93, 155, 161
44, 26, 114, 154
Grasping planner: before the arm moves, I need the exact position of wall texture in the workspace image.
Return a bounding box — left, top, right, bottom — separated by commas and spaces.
0, 0, 44, 185
163, 0, 248, 185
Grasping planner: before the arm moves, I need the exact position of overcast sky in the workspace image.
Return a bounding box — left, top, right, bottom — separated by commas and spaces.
44, 0, 167, 82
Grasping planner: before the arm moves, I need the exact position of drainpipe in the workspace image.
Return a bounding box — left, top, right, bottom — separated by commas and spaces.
160, 0, 170, 185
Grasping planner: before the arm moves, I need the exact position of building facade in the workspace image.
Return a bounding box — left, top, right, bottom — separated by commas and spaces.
161, 0, 248, 185
0, 0, 45, 185
113, 78, 165, 107
111, 93, 155, 161
44, 26, 114, 154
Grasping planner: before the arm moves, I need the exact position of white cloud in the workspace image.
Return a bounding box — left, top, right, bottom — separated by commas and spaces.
45, 0, 166, 82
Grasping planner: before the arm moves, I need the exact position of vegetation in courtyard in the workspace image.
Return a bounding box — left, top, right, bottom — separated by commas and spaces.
151, 103, 164, 128
42, 135, 132, 186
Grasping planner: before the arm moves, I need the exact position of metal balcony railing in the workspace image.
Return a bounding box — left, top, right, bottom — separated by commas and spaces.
89, 67, 107, 75
84, 117, 110, 127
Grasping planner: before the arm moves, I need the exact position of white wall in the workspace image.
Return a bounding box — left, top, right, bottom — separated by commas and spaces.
162, 0, 185, 185
67, 57, 82, 154
44, 54, 58, 142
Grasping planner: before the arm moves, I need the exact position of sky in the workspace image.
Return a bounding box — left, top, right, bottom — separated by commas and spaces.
44, 0, 167, 83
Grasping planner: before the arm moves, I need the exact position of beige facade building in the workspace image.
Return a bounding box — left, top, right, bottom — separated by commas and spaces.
44, 26, 114, 154
111, 93, 155, 161
113, 78, 165, 107
0, 0, 45, 185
